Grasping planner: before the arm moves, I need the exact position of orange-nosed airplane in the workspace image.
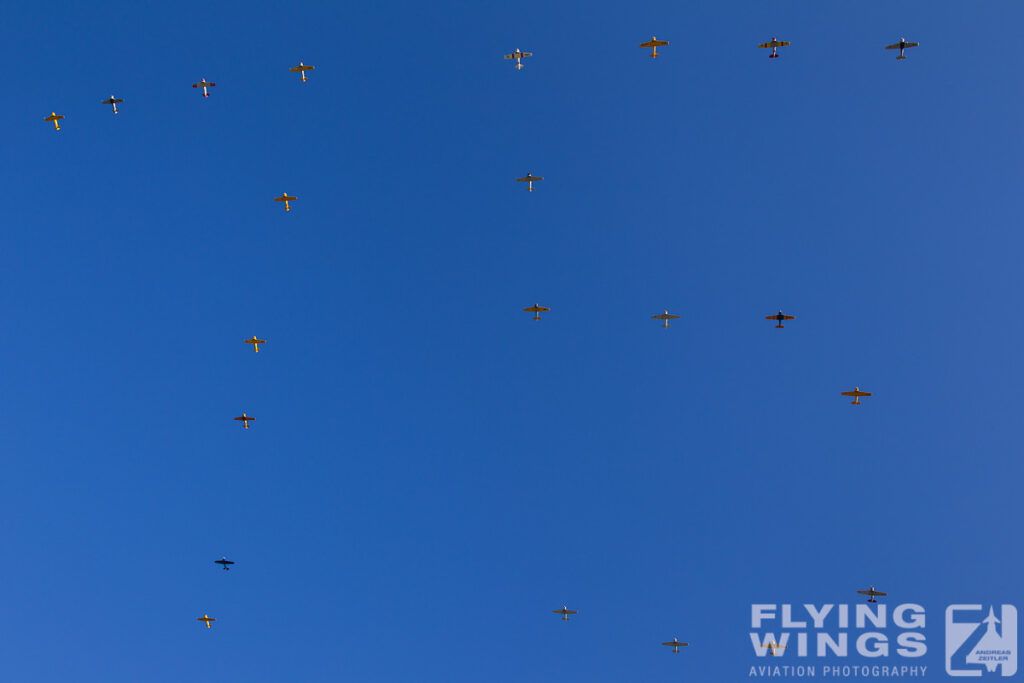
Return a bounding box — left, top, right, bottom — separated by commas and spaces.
234, 413, 255, 428
197, 614, 216, 628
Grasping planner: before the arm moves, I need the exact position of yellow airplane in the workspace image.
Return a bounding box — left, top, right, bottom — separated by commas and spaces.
639, 36, 669, 58
758, 37, 790, 59
552, 605, 577, 621
197, 614, 216, 628
662, 637, 689, 653
275, 193, 297, 211
652, 310, 681, 328
761, 640, 787, 656
766, 310, 795, 328
523, 303, 550, 321
516, 173, 543, 191
857, 585, 887, 603
101, 95, 124, 114
244, 336, 267, 352
504, 49, 533, 70
841, 387, 872, 405
44, 112, 65, 130
234, 413, 255, 428
290, 62, 315, 82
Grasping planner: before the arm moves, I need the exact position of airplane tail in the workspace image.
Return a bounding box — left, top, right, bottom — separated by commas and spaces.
896, 55, 907, 60
776, 324, 784, 328
769, 53, 779, 59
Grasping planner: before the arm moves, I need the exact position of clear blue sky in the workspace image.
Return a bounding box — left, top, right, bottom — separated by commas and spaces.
2, 1, 1022, 681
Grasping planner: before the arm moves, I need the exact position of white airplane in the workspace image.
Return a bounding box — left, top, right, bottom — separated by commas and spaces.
857, 586, 887, 603
101, 95, 124, 114
885, 38, 919, 60
651, 310, 681, 328
662, 637, 689, 653
504, 49, 533, 70
290, 62, 315, 81
552, 605, 577, 621
516, 172, 543, 191
192, 78, 216, 98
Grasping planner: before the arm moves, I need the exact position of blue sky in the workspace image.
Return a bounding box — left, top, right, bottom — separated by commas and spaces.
1, 1, 1022, 680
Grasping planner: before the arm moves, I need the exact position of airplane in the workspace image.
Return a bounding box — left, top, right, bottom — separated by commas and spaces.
885, 38, 919, 60
661, 637, 689, 653
101, 95, 124, 114
234, 413, 255, 429
197, 614, 216, 628
639, 36, 669, 58
758, 37, 790, 59
192, 78, 216, 98
766, 310, 795, 328
274, 193, 297, 211
761, 640, 788, 656
244, 336, 267, 352
552, 605, 577, 621
841, 387, 872, 405
215, 557, 235, 570
503, 49, 533, 70
856, 586, 887, 603
44, 112, 64, 131
523, 303, 550, 321
289, 62, 315, 81
652, 310, 681, 328
516, 173, 543, 191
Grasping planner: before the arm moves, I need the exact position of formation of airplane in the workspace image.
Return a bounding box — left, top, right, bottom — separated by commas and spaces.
857, 586, 887, 603
192, 78, 216, 98
516, 172, 543, 191
215, 557, 235, 570
766, 310, 795, 328
841, 387, 872, 405
885, 38, 919, 60
552, 605, 577, 621
504, 49, 533, 70
652, 310, 680, 328
762, 640, 788, 656
197, 614, 216, 628
758, 37, 790, 59
523, 303, 550, 321
44, 112, 64, 130
244, 336, 267, 352
639, 36, 669, 58
662, 637, 689, 653
234, 413, 255, 429
289, 62, 315, 81
101, 95, 123, 114
275, 192, 297, 211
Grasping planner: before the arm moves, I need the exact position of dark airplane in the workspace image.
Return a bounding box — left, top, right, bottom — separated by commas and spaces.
215, 557, 235, 570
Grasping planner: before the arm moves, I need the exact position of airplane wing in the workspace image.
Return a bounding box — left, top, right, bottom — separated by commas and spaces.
522, 52, 533, 57
905, 42, 919, 48
663, 641, 688, 646
758, 42, 773, 48
290, 65, 315, 72
884, 43, 901, 50
782, 315, 795, 320
639, 40, 668, 48
504, 54, 515, 59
